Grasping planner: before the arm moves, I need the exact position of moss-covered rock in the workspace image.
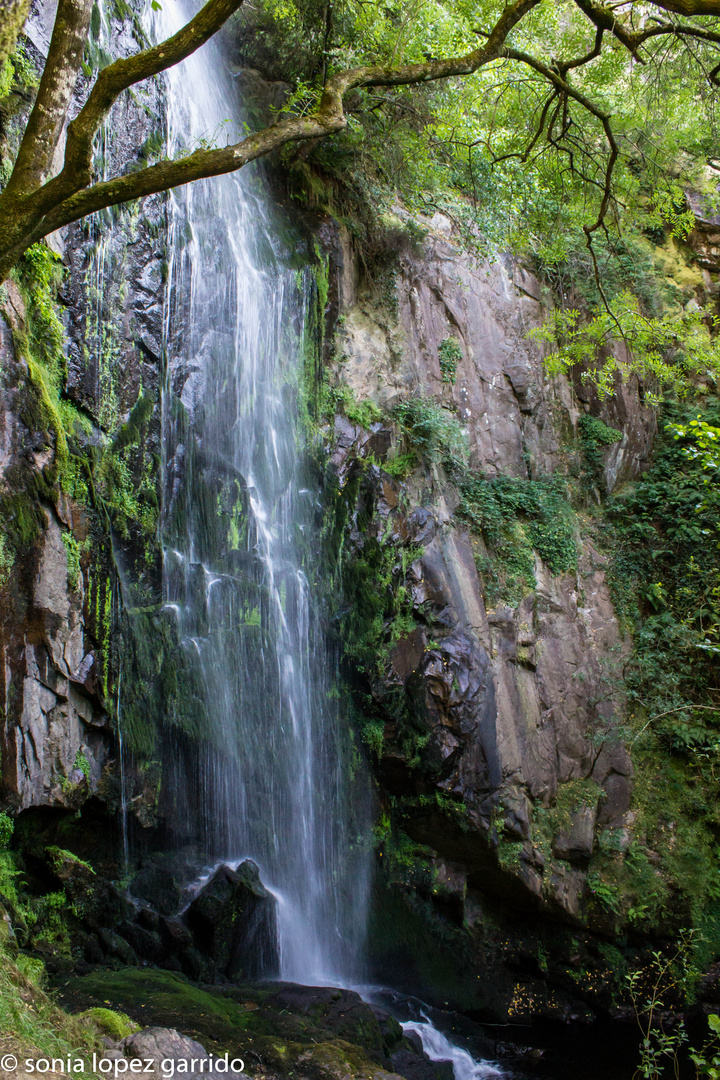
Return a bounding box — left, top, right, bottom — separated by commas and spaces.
54, 968, 424, 1079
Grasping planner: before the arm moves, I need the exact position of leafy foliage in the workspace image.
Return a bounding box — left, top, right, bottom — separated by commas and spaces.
582, 402, 720, 939
438, 337, 461, 384
232, 0, 720, 287
393, 396, 467, 470
533, 294, 720, 404
579, 415, 623, 484
605, 401, 720, 729
0, 812, 13, 850
668, 415, 720, 474
458, 474, 577, 602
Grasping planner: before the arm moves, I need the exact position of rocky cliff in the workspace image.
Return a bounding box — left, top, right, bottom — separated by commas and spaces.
306, 187, 720, 1017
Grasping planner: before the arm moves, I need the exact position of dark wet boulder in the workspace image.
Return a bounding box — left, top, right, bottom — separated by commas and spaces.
391, 1047, 454, 1080
159, 916, 194, 955
268, 984, 386, 1058
370, 1004, 405, 1053
98, 928, 139, 966
130, 866, 183, 916
116, 920, 164, 964
185, 860, 278, 979
45, 846, 129, 931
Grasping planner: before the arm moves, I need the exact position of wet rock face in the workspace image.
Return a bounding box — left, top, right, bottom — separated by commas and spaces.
323, 214, 642, 947
328, 216, 655, 490
0, 1, 166, 818
0, 300, 108, 812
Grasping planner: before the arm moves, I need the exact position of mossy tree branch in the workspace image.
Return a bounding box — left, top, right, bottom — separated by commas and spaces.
0, 0, 31, 68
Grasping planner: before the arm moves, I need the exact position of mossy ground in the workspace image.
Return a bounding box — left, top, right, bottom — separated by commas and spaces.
55, 968, 398, 1080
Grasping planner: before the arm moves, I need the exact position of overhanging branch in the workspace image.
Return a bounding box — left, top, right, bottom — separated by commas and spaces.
5, 0, 93, 197
32, 0, 248, 213
6, 0, 541, 263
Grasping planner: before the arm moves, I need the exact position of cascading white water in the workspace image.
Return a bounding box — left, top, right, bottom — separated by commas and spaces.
402, 1022, 504, 1080
151, 0, 369, 984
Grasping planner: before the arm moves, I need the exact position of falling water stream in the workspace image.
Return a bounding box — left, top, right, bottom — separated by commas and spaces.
114, 3, 505, 1074
151, 0, 368, 985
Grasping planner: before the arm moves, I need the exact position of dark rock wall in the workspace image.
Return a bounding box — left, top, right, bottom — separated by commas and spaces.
0, 4, 167, 821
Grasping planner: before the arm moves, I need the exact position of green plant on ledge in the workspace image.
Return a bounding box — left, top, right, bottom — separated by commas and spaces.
438, 337, 462, 384
579, 415, 622, 481
458, 473, 577, 603
394, 396, 467, 471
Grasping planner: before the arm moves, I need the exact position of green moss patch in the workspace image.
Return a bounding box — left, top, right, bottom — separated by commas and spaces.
458, 474, 577, 603
80, 1006, 139, 1040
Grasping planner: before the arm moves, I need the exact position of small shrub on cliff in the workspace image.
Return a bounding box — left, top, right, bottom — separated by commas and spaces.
458, 474, 577, 602
0, 534, 14, 587
394, 396, 467, 470
0, 812, 13, 849
438, 338, 462, 384
579, 415, 622, 480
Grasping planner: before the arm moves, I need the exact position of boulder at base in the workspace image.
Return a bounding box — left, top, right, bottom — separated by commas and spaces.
120, 1028, 243, 1080
185, 860, 279, 978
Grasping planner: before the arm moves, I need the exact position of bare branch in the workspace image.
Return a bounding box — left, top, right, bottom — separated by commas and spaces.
503, 46, 620, 318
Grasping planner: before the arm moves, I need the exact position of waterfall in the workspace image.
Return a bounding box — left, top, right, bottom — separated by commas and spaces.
401, 1022, 504, 1080
149, 0, 370, 985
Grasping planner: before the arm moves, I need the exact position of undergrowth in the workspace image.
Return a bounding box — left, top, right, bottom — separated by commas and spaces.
0, 940, 101, 1070
587, 399, 720, 940
458, 474, 577, 603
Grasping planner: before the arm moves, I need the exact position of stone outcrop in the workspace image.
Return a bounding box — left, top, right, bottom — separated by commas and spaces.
119, 1029, 243, 1080
185, 861, 279, 979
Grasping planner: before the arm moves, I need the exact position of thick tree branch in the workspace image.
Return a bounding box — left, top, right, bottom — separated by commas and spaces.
647, 0, 720, 14
24, 0, 247, 215
5, 0, 93, 198
634, 20, 720, 47
1, 0, 718, 286
571, 0, 646, 57
28, 111, 349, 241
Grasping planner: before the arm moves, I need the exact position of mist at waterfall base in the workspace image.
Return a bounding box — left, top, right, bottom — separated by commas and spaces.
138, 0, 370, 988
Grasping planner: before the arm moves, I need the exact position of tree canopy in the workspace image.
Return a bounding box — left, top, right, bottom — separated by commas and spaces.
0, 0, 719, 290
